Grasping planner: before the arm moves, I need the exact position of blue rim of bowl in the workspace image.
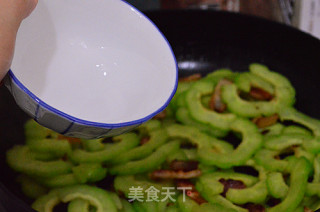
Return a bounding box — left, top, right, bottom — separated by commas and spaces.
8, 0, 178, 129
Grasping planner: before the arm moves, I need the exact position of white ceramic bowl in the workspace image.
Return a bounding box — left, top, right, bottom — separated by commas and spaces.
5, 0, 178, 139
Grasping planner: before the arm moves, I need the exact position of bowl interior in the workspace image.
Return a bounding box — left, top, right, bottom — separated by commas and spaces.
1, 10, 320, 211
11, 0, 177, 124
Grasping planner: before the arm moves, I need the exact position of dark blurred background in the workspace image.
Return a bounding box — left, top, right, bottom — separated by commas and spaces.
125, 0, 320, 40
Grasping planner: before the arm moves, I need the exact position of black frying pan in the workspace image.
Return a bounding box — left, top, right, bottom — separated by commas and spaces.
1, 10, 320, 211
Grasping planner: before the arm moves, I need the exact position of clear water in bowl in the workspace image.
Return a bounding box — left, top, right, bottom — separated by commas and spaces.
10, 0, 177, 125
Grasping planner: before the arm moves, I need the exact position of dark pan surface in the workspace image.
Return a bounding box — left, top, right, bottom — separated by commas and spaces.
1, 10, 320, 211
145, 10, 320, 117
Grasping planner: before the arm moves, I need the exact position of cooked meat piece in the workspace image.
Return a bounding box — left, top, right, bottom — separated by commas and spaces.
252, 114, 279, 128
304, 207, 314, 212
219, 178, 246, 197
140, 136, 151, 145
249, 87, 273, 101
179, 74, 202, 82
153, 110, 167, 120
187, 190, 208, 204
58, 134, 81, 143
170, 160, 199, 172
209, 79, 233, 113
150, 169, 201, 180
175, 179, 207, 204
